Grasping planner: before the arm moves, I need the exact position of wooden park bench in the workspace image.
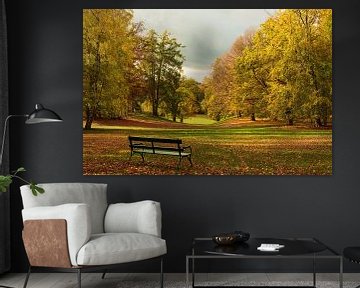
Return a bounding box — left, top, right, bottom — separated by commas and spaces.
128, 136, 193, 167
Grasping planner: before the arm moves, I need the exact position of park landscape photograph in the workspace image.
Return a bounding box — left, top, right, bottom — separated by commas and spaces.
83, 9, 332, 175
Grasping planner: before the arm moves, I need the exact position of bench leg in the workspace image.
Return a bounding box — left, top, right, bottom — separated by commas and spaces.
177, 157, 182, 168
188, 156, 193, 166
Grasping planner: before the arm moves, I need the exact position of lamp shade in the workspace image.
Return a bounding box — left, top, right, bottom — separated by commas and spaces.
25, 104, 63, 124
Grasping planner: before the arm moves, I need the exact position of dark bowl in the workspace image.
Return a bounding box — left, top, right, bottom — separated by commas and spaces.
212, 231, 250, 246
212, 234, 238, 245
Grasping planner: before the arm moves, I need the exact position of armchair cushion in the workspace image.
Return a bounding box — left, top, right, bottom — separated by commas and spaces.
22, 203, 91, 266
20, 183, 108, 234
104, 200, 162, 237
76, 233, 166, 266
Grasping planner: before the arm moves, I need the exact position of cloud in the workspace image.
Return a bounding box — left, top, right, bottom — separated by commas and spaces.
182, 66, 210, 83
133, 9, 276, 81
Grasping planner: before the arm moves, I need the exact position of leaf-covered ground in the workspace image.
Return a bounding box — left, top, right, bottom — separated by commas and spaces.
83, 117, 332, 176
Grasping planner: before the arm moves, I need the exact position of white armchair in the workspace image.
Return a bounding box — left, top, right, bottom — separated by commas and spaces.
20, 183, 166, 288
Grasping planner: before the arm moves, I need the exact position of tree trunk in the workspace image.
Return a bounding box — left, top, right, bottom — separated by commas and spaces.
84, 107, 93, 130
322, 117, 328, 127
250, 113, 256, 121
172, 115, 176, 122
315, 118, 322, 127
152, 101, 158, 116
285, 108, 293, 126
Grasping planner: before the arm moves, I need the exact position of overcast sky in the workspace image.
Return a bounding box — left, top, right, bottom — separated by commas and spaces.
133, 9, 276, 82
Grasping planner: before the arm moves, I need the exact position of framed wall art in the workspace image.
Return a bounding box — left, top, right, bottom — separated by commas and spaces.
83, 9, 332, 175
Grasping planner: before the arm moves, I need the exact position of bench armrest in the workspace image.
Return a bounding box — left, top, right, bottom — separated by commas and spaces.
182, 145, 192, 153
104, 200, 162, 237
22, 203, 91, 266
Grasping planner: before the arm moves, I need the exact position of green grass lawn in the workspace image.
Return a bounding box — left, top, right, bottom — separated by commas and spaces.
83, 116, 332, 175
182, 114, 218, 125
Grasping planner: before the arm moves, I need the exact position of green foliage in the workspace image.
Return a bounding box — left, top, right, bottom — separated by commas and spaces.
203, 9, 332, 125
82, 9, 332, 128
140, 30, 185, 117
162, 77, 203, 122
83, 10, 188, 126
83, 9, 139, 128
203, 30, 255, 121
0, 167, 44, 196
30, 181, 45, 196
234, 9, 332, 125
15, 167, 26, 173
0, 175, 12, 192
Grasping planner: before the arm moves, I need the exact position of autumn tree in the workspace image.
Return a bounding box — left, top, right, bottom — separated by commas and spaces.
292, 9, 332, 126
141, 30, 184, 117
234, 9, 332, 125
203, 30, 254, 120
125, 22, 148, 113
83, 9, 139, 129
162, 77, 202, 121
178, 78, 204, 114
203, 9, 332, 125
235, 29, 272, 121
160, 71, 181, 121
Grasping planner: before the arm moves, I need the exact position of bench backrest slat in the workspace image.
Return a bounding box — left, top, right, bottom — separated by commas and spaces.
128, 136, 182, 145
153, 146, 183, 152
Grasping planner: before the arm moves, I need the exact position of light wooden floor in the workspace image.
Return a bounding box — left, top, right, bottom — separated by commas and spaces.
0, 273, 359, 288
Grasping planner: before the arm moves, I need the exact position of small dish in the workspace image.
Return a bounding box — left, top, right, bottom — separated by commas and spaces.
212, 233, 237, 245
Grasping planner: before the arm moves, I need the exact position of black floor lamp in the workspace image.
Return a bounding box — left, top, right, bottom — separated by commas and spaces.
0, 103, 62, 288
0, 103, 63, 167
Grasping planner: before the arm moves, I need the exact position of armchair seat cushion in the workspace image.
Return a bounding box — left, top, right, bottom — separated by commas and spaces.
76, 233, 166, 266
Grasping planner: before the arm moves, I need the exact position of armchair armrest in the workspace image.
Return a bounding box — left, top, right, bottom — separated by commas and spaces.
104, 200, 162, 237
22, 203, 91, 266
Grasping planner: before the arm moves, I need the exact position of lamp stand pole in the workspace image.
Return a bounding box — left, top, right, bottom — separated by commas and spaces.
0, 115, 27, 288
0, 115, 28, 169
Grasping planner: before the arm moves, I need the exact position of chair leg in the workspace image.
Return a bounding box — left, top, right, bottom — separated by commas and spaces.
160, 257, 164, 288
101, 270, 107, 279
77, 268, 81, 288
23, 266, 31, 288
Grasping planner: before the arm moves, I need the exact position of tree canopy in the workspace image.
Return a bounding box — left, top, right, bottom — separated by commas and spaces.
204, 9, 332, 125
83, 9, 332, 128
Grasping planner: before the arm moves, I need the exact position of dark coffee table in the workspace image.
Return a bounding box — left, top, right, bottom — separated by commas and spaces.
186, 237, 342, 288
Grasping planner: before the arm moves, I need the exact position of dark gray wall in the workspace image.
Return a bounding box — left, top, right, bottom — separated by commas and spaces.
5, 0, 360, 273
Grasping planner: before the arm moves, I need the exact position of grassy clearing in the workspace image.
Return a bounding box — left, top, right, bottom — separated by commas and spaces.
182, 115, 218, 125
83, 117, 332, 175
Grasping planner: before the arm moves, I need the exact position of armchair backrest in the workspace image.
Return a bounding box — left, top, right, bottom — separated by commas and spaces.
20, 183, 108, 234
